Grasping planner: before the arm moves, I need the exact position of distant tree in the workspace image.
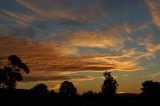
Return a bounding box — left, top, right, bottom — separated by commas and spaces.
32, 83, 48, 93
83, 90, 94, 95
59, 81, 77, 96
141, 80, 160, 96
82, 90, 95, 97
0, 55, 30, 89
49, 90, 58, 96
101, 72, 118, 96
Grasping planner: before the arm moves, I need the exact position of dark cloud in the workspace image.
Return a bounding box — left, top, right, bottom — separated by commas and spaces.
23, 75, 94, 82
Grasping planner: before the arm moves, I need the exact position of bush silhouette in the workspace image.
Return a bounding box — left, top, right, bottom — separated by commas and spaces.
101, 72, 118, 96
59, 81, 77, 97
32, 83, 48, 94
82, 90, 94, 97
141, 80, 160, 96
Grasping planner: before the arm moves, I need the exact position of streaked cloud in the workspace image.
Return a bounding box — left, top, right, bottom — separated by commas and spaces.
0, 9, 36, 28
56, 29, 125, 50
16, 0, 107, 23
0, 36, 142, 83
1, 0, 160, 93
135, 34, 160, 59
148, 72, 160, 78
147, 0, 160, 27
23, 73, 94, 82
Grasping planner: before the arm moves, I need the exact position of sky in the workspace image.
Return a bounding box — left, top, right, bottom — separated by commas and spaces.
0, 0, 160, 94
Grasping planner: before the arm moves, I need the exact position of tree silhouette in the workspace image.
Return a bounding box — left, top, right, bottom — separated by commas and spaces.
8, 55, 30, 74
141, 80, 160, 96
82, 90, 95, 98
0, 55, 29, 89
32, 83, 48, 94
83, 90, 94, 96
59, 81, 77, 97
101, 72, 118, 96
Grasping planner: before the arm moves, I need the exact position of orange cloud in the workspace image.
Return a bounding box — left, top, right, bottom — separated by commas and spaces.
0, 36, 142, 71
144, 42, 160, 58
56, 29, 125, 51
133, 34, 160, 59
23, 72, 94, 82
147, 0, 160, 27
148, 72, 160, 78
53, 22, 149, 56
0, 36, 147, 95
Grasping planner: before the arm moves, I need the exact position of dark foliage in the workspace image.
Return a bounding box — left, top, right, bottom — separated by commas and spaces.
59, 81, 77, 97
141, 80, 160, 96
101, 72, 118, 96
0, 55, 29, 89
0, 55, 160, 106
0, 88, 160, 106
31, 83, 48, 94
8, 55, 22, 66
8, 55, 30, 74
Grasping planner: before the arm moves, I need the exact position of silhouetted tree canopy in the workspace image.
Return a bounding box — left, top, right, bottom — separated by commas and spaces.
59, 81, 77, 97
8, 55, 22, 66
82, 90, 95, 97
141, 80, 160, 96
8, 55, 30, 74
32, 83, 48, 93
49, 90, 58, 96
0, 67, 16, 88
102, 72, 118, 96
0, 55, 29, 89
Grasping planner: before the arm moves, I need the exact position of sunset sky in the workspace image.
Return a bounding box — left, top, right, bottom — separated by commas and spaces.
0, 0, 160, 94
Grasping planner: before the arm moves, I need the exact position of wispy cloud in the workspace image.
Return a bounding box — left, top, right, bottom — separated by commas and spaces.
135, 33, 160, 59
16, 0, 107, 23
147, 0, 160, 27
1, 0, 160, 92
0, 9, 36, 28
148, 72, 160, 78
0, 36, 142, 83
23, 72, 94, 82
57, 29, 125, 50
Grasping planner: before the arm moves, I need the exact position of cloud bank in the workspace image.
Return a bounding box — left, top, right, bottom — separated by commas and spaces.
0, 0, 160, 86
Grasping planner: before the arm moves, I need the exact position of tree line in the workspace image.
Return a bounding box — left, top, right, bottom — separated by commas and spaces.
0, 55, 160, 97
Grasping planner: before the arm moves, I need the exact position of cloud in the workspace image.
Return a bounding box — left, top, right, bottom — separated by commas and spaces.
0, 0, 155, 84
0, 36, 60, 68
23, 72, 94, 82
145, 42, 160, 58
0, 36, 141, 76
136, 34, 154, 46
55, 29, 125, 51
135, 34, 160, 59
0, 36, 58, 55
16, 0, 107, 23
52, 21, 149, 56
0, 9, 36, 28
147, 0, 160, 27
148, 72, 160, 78
0, 9, 56, 40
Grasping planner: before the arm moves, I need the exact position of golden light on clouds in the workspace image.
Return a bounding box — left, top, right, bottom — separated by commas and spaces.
1, 0, 160, 94
147, 0, 160, 28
